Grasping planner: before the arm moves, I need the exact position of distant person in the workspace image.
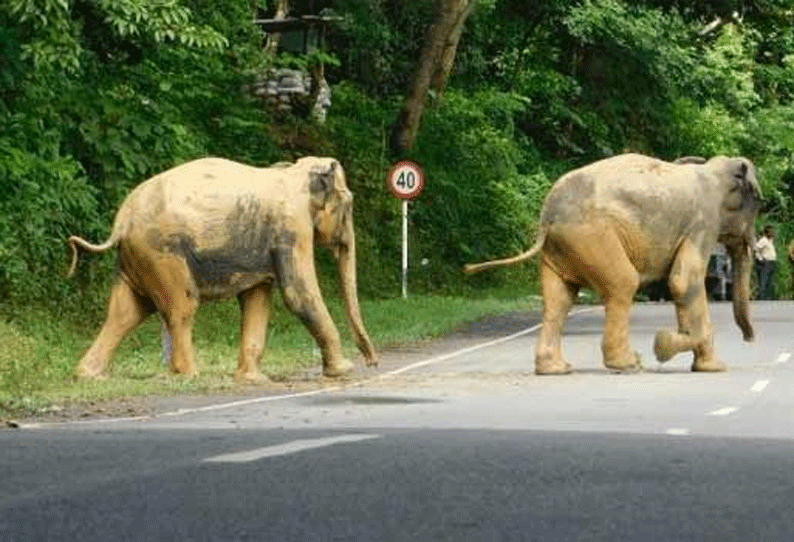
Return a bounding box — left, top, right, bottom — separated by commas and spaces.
161, 318, 172, 366
754, 225, 777, 300
788, 238, 794, 299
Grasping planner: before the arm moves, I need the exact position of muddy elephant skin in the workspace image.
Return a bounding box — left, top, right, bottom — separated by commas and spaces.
465, 153, 762, 374
68, 157, 377, 381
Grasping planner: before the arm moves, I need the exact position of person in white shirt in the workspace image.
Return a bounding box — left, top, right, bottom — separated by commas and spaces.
788, 238, 794, 300
754, 225, 777, 300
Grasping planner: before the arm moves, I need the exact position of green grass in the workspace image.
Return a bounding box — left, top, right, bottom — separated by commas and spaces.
0, 292, 539, 417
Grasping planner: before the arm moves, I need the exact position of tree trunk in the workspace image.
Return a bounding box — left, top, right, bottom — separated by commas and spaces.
390, 0, 476, 156
429, 0, 477, 95
263, 0, 289, 57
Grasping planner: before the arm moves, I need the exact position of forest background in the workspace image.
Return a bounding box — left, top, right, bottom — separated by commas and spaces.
2, 0, 794, 325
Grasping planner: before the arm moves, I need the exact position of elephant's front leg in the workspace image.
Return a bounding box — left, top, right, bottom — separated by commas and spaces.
235, 283, 273, 383
535, 261, 579, 375
277, 247, 352, 377
654, 242, 725, 371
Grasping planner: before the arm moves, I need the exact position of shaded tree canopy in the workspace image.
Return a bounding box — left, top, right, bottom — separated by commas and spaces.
2, 0, 794, 305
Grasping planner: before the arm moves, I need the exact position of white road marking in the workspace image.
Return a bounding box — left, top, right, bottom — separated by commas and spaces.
203, 434, 380, 463
382, 326, 544, 377
385, 307, 595, 376
707, 407, 739, 416
777, 353, 791, 364
751, 380, 769, 392
666, 428, 690, 436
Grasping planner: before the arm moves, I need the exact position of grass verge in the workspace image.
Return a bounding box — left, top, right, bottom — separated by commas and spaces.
0, 293, 539, 418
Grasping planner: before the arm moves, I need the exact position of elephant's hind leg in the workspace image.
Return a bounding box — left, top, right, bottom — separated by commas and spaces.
235, 283, 273, 383
535, 261, 579, 375
565, 227, 640, 372
76, 278, 154, 379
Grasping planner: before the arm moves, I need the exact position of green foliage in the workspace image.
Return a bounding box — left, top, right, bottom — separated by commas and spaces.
744, 105, 794, 217
0, 0, 281, 307
0, 143, 98, 302
2, 0, 794, 318
410, 90, 547, 292
326, 82, 402, 296
666, 98, 745, 157
329, 0, 433, 97
690, 23, 760, 113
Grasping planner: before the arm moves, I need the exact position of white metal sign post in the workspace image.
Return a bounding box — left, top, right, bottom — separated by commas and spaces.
387, 160, 425, 298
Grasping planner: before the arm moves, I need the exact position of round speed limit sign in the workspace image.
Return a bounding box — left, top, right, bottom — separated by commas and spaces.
387, 160, 424, 200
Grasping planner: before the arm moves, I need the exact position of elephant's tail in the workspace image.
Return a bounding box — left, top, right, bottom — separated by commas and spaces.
66, 234, 120, 278
66, 205, 132, 278
463, 233, 545, 274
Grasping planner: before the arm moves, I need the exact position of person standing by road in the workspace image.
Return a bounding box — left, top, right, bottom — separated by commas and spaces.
754, 225, 777, 300
788, 238, 794, 299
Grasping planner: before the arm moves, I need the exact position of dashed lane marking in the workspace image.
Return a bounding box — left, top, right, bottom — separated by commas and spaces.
202, 434, 381, 463
777, 353, 791, 364
751, 380, 769, 392
707, 407, 739, 416
666, 428, 690, 436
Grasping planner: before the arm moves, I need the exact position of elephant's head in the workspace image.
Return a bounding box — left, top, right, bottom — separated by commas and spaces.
712, 156, 763, 341
303, 158, 377, 363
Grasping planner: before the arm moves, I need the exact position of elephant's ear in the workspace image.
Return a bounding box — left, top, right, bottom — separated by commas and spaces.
309, 162, 336, 209
733, 158, 763, 201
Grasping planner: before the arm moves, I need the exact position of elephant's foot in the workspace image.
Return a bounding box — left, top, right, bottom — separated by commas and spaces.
603, 351, 641, 373
692, 358, 727, 372
169, 363, 196, 377
234, 369, 269, 384
75, 357, 108, 380
323, 358, 355, 378
653, 330, 679, 362
535, 355, 572, 375
75, 367, 108, 380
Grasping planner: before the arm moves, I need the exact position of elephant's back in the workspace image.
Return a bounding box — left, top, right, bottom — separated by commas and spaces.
119, 158, 294, 299
540, 153, 702, 226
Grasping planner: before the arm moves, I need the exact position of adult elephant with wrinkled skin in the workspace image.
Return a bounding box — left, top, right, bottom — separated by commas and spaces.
67, 156, 377, 381
465, 153, 762, 374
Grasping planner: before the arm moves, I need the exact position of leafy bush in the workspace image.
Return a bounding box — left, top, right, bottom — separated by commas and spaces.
325, 82, 403, 297
409, 91, 550, 292
0, 0, 284, 311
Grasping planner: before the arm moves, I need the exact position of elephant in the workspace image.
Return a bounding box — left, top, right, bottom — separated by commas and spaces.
464, 153, 762, 374
67, 156, 377, 381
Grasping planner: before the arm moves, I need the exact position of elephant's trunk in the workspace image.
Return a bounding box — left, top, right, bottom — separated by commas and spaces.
727, 241, 754, 341
336, 229, 378, 364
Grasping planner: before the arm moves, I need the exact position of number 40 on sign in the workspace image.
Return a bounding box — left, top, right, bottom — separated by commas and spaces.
387, 160, 424, 200
386, 160, 424, 298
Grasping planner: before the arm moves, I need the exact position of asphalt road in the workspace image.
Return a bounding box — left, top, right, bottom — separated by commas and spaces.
2, 300, 794, 541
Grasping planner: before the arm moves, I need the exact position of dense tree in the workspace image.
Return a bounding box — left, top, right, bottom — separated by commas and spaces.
390, 0, 477, 155
2, 0, 794, 307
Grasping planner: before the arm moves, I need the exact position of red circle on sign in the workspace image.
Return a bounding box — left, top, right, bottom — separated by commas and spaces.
387, 160, 424, 200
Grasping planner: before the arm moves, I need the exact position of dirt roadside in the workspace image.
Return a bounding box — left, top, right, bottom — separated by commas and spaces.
5, 311, 543, 426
